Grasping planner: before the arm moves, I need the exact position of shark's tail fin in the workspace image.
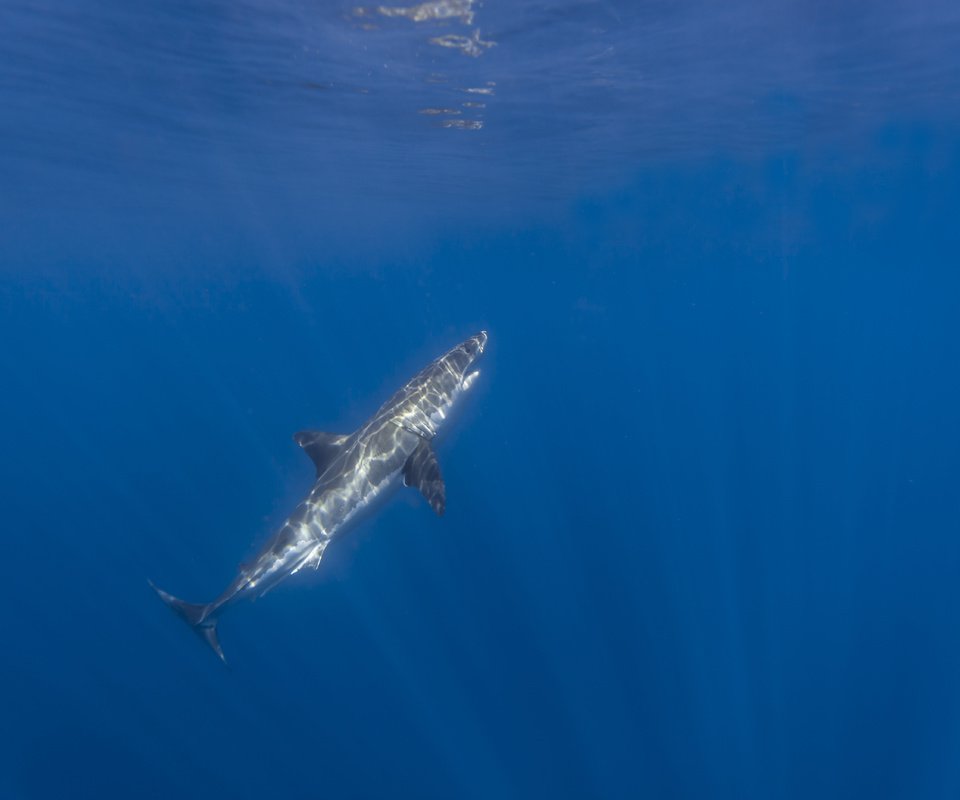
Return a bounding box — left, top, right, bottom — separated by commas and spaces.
149, 580, 226, 663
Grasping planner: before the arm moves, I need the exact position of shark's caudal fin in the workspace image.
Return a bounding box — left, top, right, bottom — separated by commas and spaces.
149, 581, 226, 664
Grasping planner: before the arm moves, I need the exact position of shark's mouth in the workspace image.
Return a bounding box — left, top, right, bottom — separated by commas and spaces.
462, 368, 481, 391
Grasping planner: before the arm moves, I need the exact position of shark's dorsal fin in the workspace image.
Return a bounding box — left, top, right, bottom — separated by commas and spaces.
293, 430, 350, 476
403, 440, 445, 516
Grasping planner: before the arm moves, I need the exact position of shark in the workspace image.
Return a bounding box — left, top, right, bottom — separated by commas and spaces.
151, 331, 488, 662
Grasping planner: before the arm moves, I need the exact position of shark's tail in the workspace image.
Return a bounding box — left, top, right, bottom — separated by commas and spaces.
149, 580, 226, 663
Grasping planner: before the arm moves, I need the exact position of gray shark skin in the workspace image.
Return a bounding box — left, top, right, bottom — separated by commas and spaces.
151, 331, 488, 662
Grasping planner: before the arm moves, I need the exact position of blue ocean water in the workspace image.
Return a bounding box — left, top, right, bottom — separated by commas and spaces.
3, 1, 960, 797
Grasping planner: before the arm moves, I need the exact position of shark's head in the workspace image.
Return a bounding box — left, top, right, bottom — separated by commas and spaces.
399, 331, 487, 433
381, 331, 488, 440
444, 330, 488, 391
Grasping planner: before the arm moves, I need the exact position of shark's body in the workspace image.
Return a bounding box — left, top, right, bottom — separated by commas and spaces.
152, 331, 487, 661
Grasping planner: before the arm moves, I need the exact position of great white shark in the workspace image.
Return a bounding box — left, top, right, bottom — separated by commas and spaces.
151, 331, 488, 662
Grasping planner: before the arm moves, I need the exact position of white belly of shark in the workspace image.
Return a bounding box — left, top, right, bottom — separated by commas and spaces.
150, 331, 488, 663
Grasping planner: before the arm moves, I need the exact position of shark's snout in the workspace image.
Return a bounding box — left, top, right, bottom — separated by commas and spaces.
463, 331, 488, 358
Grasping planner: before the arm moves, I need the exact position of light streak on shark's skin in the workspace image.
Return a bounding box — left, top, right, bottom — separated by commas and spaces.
151, 331, 488, 662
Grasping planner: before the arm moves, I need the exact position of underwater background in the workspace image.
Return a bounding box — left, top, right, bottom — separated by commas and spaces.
2, 1, 960, 797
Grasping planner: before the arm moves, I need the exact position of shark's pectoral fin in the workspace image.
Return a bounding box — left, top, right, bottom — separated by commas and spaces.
294, 430, 350, 476
403, 441, 446, 516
